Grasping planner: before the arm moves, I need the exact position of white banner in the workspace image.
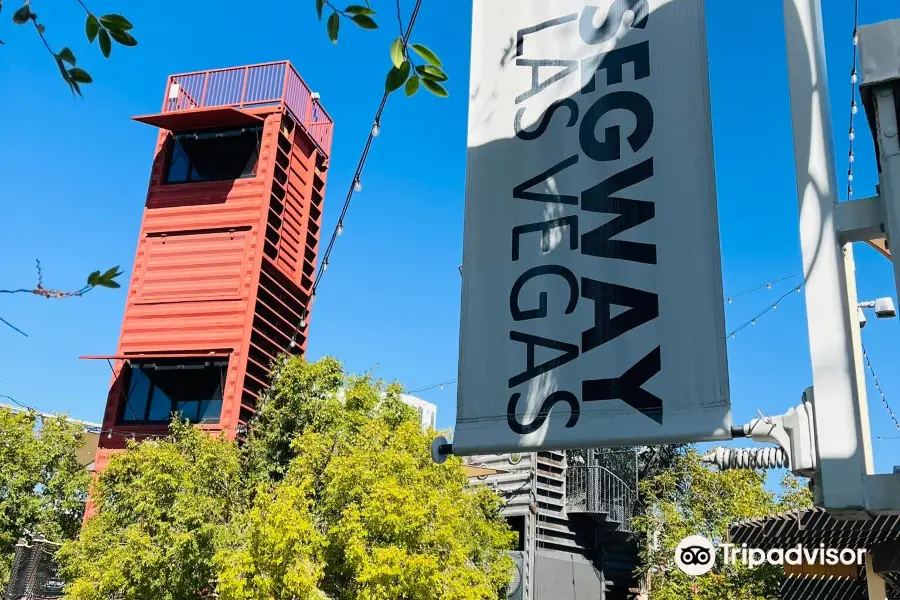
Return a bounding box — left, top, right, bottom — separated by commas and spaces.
455, 0, 731, 454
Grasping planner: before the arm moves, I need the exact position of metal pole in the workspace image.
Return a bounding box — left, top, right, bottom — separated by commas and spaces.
783, 0, 869, 511
871, 87, 900, 312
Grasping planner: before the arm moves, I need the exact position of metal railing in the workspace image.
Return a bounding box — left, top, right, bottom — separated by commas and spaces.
4, 534, 64, 600
566, 465, 636, 531
161, 61, 333, 155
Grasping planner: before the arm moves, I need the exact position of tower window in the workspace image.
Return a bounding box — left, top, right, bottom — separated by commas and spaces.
163, 126, 261, 184
119, 359, 227, 424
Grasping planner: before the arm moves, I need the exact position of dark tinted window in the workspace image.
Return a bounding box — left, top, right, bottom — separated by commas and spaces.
164, 126, 261, 184
119, 359, 226, 424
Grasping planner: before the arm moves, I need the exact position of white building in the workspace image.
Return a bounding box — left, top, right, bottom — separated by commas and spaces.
400, 394, 437, 431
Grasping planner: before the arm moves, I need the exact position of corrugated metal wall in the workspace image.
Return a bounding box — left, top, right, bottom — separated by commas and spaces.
97, 104, 330, 452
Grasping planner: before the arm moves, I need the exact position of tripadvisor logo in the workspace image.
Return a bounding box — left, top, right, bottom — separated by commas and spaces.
674, 535, 867, 576
675, 536, 716, 576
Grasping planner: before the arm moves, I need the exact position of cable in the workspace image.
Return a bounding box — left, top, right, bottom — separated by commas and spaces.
289, 0, 425, 346
727, 284, 805, 340
407, 379, 457, 394
725, 272, 803, 304
846, 0, 860, 200
861, 344, 900, 433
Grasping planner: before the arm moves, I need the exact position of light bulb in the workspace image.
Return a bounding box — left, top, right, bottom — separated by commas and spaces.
751, 319, 756, 325
848, 172, 854, 182
849, 186, 854, 196
337, 222, 343, 236
853, 30, 859, 45
730, 333, 735, 339
849, 151, 855, 163
299, 315, 307, 329
290, 337, 297, 348
354, 178, 362, 193
851, 100, 858, 114
796, 287, 801, 293
440, 384, 444, 389
727, 297, 732, 304
322, 259, 329, 272
849, 128, 855, 141
766, 283, 771, 289
851, 69, 858, 84
773, 304, 777, 310
107, 431, 112, 439
372, 122, 380, 137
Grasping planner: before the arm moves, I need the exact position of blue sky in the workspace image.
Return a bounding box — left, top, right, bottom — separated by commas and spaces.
1, 1, 899, 474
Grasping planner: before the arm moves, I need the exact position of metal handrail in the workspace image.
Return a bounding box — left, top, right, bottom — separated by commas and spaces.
159, 61, 333, 155
566, 465, 637, 530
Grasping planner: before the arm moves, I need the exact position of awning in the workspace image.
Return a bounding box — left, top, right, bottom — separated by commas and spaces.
80, 351, 231, 360
132, 106, 263, 131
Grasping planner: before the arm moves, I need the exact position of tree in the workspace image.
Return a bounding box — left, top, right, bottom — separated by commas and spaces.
57, 420, 244, 600
4, 1, 447, 98
58, 356, 515, 600
632, 449, 814, 600
0, 407, 91, 588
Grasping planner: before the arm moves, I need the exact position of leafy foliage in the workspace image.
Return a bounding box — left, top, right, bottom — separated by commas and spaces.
57, 421, 244, 600
0, 407, 90, 588
632, 449, 814, 600
5, 2, 136, 94
59, 357, 515, 600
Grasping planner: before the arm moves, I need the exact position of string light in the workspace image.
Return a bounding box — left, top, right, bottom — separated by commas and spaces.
846, 1, 860, 200
407, 380, 457, 394
724, 272, 802, 304
287, 0, 425, 346
862, 344, 900, 433
726, 285, 804, 340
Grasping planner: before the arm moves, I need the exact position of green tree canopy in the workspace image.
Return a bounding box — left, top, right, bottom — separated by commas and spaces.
632, 449, 814, 600
58, 356, 515, 600
0, 407, 91, 587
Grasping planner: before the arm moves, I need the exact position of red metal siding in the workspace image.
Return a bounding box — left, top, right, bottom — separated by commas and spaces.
95, 62, 332, 460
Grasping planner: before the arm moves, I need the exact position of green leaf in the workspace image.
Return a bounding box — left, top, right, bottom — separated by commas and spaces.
410, 43, 441, 67
86, 14, 100, 42
350, 14, 376, 29
98, 28, 111, 57
421, 78, 448, 98
108, 29, 137, 47
57, 47, 76, 65
100, 266, 121, 281
390, 36, 404, 69
12, 4, 31, 24
96, 279, 121, 289
68, 67, 93, 84
87, 271, 101, 286
98, 14, 132, 31
315, 0, 324, 19
415, 64, 447, 82
404, 75, 419, 97
69, 80, 83, 97
326, 12, 339, 43
385, 60, 410, 93
344, 5, 375, 15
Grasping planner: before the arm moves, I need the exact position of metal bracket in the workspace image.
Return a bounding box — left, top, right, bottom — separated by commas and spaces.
836, 195, 886, 244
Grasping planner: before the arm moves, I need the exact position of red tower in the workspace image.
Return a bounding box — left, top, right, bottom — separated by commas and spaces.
84, 62, 332, 472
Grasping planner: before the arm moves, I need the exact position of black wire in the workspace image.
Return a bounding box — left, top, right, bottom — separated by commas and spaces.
407, 380, 457, 394
727, 283, 805, 339
846, 0, 860, 200
725, 272, 803, 302
291, 0, 425, 342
